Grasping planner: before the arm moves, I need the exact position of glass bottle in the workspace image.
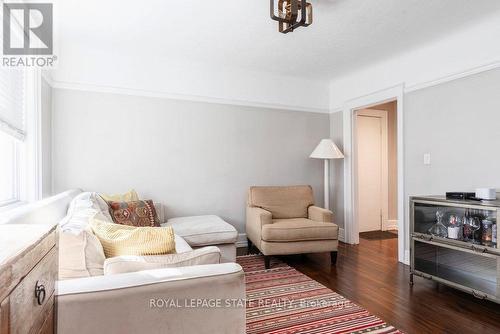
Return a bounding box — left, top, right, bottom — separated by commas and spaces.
428, 210, 447, 238
481, 219, 493, 246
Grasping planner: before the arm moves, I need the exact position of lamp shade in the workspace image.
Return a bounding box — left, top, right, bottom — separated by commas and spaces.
310, 139, 344, 159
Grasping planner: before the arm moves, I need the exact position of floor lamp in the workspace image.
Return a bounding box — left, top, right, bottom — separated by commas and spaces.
310, 139, 344, 210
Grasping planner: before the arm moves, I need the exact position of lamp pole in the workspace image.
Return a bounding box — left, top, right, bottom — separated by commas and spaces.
324, 159, 330, 210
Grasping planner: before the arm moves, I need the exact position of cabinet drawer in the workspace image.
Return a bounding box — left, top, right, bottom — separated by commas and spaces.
413, 240, 498, 300
9, 247, 57, 334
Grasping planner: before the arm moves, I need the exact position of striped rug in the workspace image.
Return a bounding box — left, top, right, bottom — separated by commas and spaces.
237, 255, 401, 334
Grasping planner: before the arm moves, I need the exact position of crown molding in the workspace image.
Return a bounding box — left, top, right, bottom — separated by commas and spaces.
47, 80, 329, 114
405, 61, 500, 93
47, 60, 500, 114
329, 60, 500, 112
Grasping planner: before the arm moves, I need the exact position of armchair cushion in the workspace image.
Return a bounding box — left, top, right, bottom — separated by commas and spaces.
104, 246, 221, 275
248, 185, 314, 219
262, 218, 338, 242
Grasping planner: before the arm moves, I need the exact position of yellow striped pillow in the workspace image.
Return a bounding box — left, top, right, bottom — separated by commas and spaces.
100, 189, 139, 202
90, 216, 175, 258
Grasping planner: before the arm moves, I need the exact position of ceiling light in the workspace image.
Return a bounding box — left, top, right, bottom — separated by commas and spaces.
270, 0, 313, 34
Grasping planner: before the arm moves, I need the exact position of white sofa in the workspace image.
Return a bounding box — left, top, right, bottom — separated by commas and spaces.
1, 189, 246, 334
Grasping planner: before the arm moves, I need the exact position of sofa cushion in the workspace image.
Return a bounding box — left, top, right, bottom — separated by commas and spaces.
91, 217, 176, 257
248, 185, 314, 219
108, 200, 160, 227
103, 246, 221, 275
262, 218, 338, 242
164, 215, 238, 246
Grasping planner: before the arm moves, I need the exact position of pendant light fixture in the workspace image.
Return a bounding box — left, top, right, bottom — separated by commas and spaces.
270, 0, 313, 34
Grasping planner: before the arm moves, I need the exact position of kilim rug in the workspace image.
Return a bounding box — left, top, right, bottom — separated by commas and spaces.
237, 255, 401, 334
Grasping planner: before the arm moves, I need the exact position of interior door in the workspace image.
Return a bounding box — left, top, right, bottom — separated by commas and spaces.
356, 112, 384, 232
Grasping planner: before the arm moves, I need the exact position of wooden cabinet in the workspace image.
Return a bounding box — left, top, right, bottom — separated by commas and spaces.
0, 224, 58, 334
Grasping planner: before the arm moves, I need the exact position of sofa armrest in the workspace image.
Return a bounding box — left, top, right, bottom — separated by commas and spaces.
104, 246, 221, 275
308, 206, 333, 223
57, 263, 246, 334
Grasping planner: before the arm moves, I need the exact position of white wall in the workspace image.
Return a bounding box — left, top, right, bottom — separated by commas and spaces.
404, 68, 500, 199
41, 77, 52, 198
52, 89, 329, 233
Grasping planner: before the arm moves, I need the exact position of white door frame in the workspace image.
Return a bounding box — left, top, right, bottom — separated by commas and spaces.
342, 84, 406, 264
354, 109, 389, 233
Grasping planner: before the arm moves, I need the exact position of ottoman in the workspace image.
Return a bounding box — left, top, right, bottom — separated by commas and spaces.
163, 215, 238, 263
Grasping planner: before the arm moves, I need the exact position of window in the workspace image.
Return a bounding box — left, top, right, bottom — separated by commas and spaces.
0, 67, 25, 207
0, 132, 18, 205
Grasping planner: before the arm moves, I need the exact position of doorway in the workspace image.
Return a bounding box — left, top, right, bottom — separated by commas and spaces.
354, 101, 398, 240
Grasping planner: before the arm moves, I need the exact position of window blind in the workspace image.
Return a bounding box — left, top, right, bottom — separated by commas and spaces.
0, 67, 25, 141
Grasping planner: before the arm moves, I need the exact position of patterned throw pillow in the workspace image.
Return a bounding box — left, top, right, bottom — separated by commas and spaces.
108, 200, 160, 227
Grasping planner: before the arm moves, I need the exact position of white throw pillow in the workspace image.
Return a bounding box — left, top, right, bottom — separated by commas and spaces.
59, 228, 105, 279
103, 246, 221, 275
58, 192, 111, 280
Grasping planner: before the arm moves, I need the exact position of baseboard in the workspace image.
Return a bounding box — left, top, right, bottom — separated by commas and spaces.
404, 250, 410, 265
236, 233, 248, 248
383, 220, 398, 231
338, 228, 345, 242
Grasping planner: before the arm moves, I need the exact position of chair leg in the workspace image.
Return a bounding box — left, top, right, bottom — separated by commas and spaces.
331, 251, 338, 265
247, 238, 253, 255
264, 256, 271, 269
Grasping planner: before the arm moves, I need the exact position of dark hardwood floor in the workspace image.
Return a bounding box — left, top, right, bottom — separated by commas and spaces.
239, 237, 500, 334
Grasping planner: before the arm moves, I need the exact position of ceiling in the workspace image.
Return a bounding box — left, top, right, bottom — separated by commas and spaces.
55, 0, 500, 81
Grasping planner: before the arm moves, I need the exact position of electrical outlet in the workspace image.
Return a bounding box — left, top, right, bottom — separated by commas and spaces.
423, 153, 431, 165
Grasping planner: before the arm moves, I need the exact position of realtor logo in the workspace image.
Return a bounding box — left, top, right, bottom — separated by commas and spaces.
3, 3, 53, 55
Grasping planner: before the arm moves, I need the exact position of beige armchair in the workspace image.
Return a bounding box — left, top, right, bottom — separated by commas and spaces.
246, 185, 339, 269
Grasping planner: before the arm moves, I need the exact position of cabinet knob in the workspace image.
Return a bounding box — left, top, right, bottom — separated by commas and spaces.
35, 281, 46, 306
471, 290, 487, 300
471, 245, 487, 254
415, 234, 433, 241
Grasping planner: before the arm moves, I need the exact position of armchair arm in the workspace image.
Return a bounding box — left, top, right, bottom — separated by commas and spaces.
246, 207, 272, 248
246, 207, 272, 227
308, 206, 333, 223
57, 263, 246, 334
